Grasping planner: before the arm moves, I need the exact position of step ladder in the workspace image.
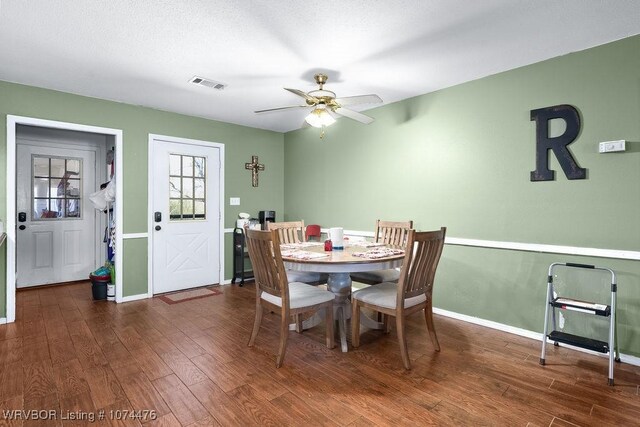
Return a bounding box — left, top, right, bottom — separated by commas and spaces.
539, 262, 620, 385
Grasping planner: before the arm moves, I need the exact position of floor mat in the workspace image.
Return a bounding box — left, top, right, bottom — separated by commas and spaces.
158, 287, 222, 304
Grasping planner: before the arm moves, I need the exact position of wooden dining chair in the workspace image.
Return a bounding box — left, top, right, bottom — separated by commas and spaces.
351, 227, 446, 370
350, 219, 413, 285
246, 229, 335, 367
268, 221, 328, 285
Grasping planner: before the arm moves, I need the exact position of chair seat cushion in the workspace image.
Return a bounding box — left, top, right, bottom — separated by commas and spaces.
351, 268, 400, 284
286, 271, 328, 284
352, 282, 426, 310
262, 282, 335, 309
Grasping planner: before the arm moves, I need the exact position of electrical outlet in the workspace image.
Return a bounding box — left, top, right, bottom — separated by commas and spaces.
598, 140, 625, 153
229, 197, 240, 206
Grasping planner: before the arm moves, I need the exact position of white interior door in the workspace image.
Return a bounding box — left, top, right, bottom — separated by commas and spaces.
152, 139, 221, 294
16, 144, 97, 287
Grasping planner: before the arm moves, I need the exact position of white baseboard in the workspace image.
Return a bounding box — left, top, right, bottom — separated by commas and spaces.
432, 307, 640, 367
120, 293, 151, 303
0, 317, 6, 325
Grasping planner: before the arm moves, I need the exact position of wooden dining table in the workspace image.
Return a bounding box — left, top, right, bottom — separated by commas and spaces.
281, 242, 404, 352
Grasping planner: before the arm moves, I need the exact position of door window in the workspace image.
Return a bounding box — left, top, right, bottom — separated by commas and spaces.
169, 154, 206, 220
32, 156, 82, 220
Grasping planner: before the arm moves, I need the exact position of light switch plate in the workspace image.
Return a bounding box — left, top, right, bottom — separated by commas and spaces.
598, 140, 625, 153
229, 197, 240, 206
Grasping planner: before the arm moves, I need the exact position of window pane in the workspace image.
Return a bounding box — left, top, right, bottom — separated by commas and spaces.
32, 155, 82, 221
66, 200, 80, 218
169, 177, 181, 198
194, 178, 205, 198
66, 179, 80, 198
67, 159, 81, 174
52, 199, 65, 218
33, 157, 49, 177
169, 154, 181, 176
183, 156, 193, 177
51, 179, 64, 198
33, 178, 50, 198
169, 199, 181, 217
182, 177, 193, 198
33, 199, 49, 219
182, 199, 193, 217
194, 157, 205, 178
50, 158, 65, 178
194, 200, 205, 217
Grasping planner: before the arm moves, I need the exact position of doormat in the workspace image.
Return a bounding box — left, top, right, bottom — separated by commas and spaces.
158, 287, 222, 305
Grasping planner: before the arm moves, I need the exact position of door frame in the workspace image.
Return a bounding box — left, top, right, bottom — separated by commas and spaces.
6, 115, 124, 323
147, 134, 225, 297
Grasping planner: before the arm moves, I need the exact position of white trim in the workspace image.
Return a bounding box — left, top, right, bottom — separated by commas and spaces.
6, 116, 124, 321
147, 134, 225, 299
322, 228, 640, 261
445, 237, 640, 261
122, 233, 148, 239
0, 317, 6, 325
224, 228, 234, 233
120, 293, 151, 303
432, 307, 640, 367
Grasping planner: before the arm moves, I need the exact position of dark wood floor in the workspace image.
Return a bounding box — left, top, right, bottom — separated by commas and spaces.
1, 281, 639, 426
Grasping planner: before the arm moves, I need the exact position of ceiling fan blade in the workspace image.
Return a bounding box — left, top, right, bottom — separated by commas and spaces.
284, 88, 319, 104
334, 94, 382, 106
254, 105, 308, 113
333, 107, 375, 124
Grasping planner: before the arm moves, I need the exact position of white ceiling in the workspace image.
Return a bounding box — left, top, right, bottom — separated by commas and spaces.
1, 1, 639, 133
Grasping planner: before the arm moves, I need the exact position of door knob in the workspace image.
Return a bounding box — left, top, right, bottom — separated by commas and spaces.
155, 225, 161, 231
19, 225, 26, 230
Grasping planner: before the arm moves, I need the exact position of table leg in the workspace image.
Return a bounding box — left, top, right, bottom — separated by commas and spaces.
327, 272, 352, 352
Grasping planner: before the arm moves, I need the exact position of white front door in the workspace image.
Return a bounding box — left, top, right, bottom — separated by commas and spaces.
152, 138, 221, 294
16, 144, 97, 287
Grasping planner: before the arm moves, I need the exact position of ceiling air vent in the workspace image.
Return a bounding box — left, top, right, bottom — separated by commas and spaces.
189, 76, 226, 90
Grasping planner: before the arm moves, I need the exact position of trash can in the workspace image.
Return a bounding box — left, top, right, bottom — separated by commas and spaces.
89, 273, 110, 300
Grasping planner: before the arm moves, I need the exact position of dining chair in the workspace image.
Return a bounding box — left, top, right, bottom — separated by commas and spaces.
351, 227, 446, 370
350, 219, 413, 285
245, 228, 335, 367
268, 221, 328, 285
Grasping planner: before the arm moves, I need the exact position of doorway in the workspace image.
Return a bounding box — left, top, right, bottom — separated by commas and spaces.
6, 116, 123, 323
148, 134, 224, 295
16, 126, 107, 287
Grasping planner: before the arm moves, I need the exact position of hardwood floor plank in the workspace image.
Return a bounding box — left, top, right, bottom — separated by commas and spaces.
113, 363, 171, 418
52, 358, 90, 398
158, 351, 207, 386
188, 379, 258, 426
151, 374, 208, 426
130, 345, 173, 381
22, 360, 56, 401
3, 282, 638, 426
23, 392, 61, 427
58, 392, 97, 427
84, 365, 127, 410
0, 361, 23, 402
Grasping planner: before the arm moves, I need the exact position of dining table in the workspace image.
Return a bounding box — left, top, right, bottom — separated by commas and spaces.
281, 241, 405, 352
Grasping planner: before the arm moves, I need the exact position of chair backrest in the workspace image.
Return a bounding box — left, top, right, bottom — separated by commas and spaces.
397, 227, 446, 304
245, 229, 289, 302
306, 224, 322, 241
268, 220, 306, 244
374, 220, 414, 245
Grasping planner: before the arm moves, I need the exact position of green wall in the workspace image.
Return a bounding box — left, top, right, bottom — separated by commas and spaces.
284, 36, 640, 356
0, 82, 284, 312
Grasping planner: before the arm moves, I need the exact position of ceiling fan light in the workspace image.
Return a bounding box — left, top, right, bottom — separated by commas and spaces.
305, 107, 336, 128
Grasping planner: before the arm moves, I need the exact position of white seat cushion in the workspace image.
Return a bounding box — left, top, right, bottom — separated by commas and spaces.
351, 268, 400, 284
286, 271, 328, 284
262, 282, 335, 309
352, 282, 426, 310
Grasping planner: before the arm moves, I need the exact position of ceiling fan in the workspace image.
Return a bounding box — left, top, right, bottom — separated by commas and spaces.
254, 73, 382, 129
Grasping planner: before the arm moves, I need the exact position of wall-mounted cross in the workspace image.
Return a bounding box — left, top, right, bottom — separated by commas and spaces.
245, 155, 265, 187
